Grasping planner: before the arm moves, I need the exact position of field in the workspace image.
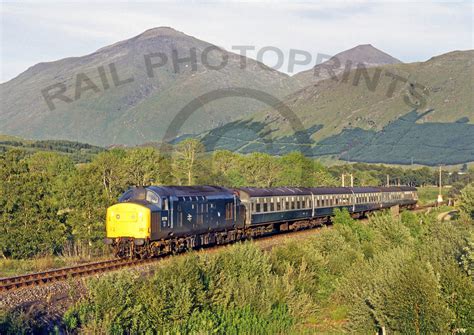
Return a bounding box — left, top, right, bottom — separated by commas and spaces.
417, 185, 449, 204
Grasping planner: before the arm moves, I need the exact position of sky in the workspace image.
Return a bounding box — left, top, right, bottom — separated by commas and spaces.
0, 1, 472, 83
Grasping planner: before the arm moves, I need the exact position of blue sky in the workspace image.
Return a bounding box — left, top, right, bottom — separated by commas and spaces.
0, 1, 472, 82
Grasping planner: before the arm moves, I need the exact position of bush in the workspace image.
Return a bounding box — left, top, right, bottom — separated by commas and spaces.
55, 212, 473, 334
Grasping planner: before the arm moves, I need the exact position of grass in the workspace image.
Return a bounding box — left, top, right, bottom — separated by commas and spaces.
417, 185, 450, 204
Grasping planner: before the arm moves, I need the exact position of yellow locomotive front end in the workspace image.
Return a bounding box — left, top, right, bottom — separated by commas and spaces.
105, 202, 151, 241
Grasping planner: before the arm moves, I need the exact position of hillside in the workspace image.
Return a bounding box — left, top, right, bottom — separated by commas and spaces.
0, 27, 299, 146
0, 134, 104, 163
200, 50, 474, 165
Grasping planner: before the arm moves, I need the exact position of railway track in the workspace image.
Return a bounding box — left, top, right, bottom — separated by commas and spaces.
0, 202, 441, 293
0, 258, 158, 293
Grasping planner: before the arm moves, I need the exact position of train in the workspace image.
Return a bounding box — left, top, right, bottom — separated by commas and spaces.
104, 185, 418, 258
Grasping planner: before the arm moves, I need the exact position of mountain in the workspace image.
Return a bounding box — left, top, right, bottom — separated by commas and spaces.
293, 44, 401, 85
0, 27, 300, 146
199, 50, 474, 165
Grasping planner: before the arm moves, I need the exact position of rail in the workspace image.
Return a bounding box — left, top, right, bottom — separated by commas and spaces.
0, 258, 156, 292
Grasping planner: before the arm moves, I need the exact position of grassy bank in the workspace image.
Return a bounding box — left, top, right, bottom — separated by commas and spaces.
0, 255, 109, 277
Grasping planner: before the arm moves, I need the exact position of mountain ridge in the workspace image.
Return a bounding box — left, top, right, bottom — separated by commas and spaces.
293, 44, 402, 85
0, 27, 299, 145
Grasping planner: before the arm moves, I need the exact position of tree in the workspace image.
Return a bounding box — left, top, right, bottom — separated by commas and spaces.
275, 152, 309, 186
457, 183, 474, 221
172, 139, 204, 186
241, 152, 281, 187
123, 148, 164, 186
209, 150, 245, 187
0, 151, 73, 258
91, 149, 127, 200
380, 260, 454, 334
64, 164, 111, 256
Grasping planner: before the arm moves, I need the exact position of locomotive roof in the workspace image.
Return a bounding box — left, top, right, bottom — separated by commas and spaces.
147, 185, 234, 197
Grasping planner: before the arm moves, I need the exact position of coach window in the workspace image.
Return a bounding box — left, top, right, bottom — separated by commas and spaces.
256, 203, 261, 213
263, 203, 268, 212
270, 202, 274, 211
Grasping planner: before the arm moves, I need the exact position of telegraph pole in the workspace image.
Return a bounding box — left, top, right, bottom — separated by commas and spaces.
437, 166, 443, 204
386, 175, 389, 187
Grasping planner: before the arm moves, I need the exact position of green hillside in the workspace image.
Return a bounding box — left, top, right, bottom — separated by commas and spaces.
200, 50, 474, 165
0, 135, 104, 163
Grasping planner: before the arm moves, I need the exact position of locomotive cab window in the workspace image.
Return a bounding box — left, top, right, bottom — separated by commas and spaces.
146, 190, 159, 204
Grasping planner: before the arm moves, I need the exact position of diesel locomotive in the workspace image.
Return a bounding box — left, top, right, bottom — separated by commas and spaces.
105, 185, 418, 258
